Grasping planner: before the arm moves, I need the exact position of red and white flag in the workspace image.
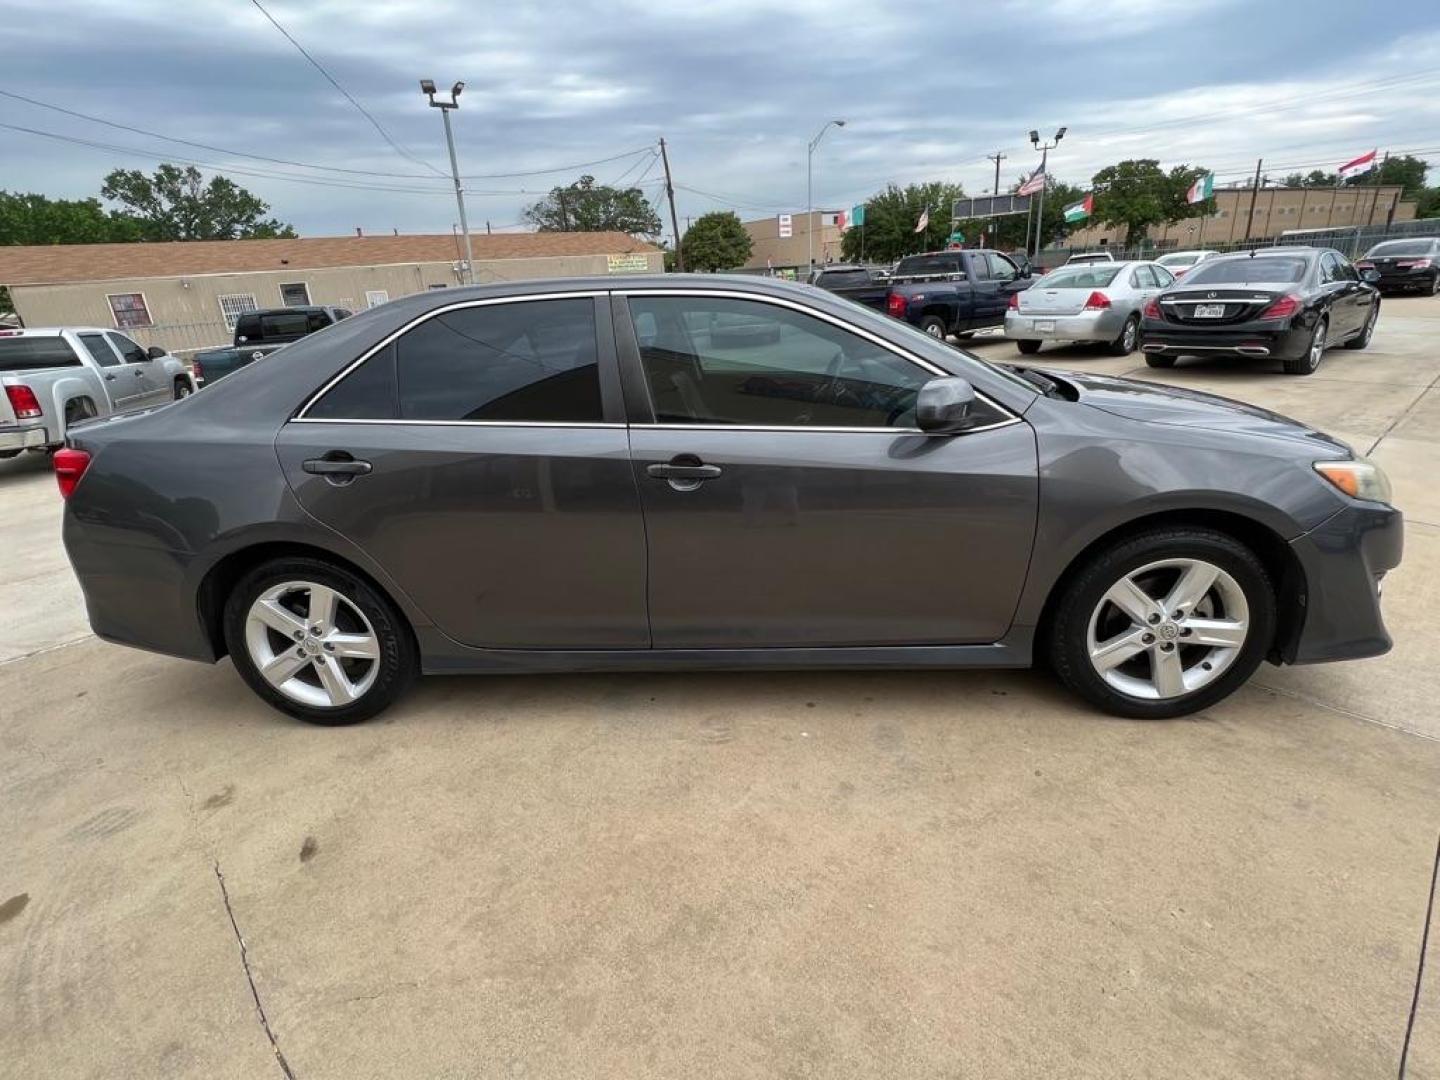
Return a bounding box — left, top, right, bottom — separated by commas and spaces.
1338, 149, 1378, 180
1017, 167, 1045, 197
914, 207, 930, 233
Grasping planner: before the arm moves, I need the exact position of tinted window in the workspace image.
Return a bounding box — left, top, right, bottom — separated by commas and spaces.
1152, 265, 1175, 286
894, 255, 964, 277
1158, 253, 1199, 268
79, 333, 120, 367
970, 256, 991, 281
1184, 256, 1309, 285
1365, 240, 1438, 257
333, 309, 353, 320
396, 298, 601, 422
0, 336, 82, 372
628, 295, 929, 429
1319, 253, 1344, 284
306, 311, 333, 333
248, 311, 311, 340
106, 333, 148, 364
308, 344, 399, 420
1037, 265, 1124, 289
816, 269, 871, 288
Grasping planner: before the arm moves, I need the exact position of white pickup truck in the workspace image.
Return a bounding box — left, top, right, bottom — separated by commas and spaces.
0, 327, 195, 458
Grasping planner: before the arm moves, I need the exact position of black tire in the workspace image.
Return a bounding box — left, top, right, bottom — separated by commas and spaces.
174, 377, 194, 399
1015, 339, 1042, 355
1431, 272, 1440, 297
918, 316, 948, 341
1107, 314, 1140, 356
1045, 527, 1277, 720
223, 557, 418, 725
1144, 354, 1176, 368
1283, 317, 1326, 375
1344, 302, 1379, 350
0, 450, 20, 460
954, 330, 976, 340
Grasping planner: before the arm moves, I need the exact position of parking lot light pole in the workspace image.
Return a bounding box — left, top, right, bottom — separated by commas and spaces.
422, 79, 475, 285
1030, 126, 1066, 259
807, 119, 845, 275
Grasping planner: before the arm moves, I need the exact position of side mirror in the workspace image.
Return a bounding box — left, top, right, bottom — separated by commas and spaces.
1019, 267, 1032, 279
915, 377, 978, 435
1361, 268, 1381, 284
146, 345, 167, 359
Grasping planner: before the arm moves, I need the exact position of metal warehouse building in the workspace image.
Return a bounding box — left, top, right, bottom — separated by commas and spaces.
0, 232, 661, 355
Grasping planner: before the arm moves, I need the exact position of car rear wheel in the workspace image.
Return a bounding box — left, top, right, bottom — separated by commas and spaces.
1431, 272, 1440, 296
174, 377, 193, 399
223, 557, 417, 725
1107, 314, 1140, 356
1046, 527, 1276, 719
1344, 303, 1379, 350
1283, 317, 1327, 376
919, 316, 948, 340
1015, 339, 1042, 355
1144, 353, 1176, 368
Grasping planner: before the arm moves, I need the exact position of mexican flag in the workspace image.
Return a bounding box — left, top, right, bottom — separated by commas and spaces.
1338, 149, 1378, 179
1063, 194, 1093, 223
1186, 173, 1214, 204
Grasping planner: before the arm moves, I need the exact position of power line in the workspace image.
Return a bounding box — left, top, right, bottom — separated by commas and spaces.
246, 0, 446, 177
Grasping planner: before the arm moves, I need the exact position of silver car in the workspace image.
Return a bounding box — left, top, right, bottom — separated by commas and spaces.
1156, 249, 1220, 280
1005, 260, 1175, 356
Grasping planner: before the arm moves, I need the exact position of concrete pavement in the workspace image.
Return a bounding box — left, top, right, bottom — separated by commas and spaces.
2, 298, 1439, 1079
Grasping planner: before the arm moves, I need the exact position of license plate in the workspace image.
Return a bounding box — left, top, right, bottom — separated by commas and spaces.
1033, 319, 1055, 331
1194, 304, 1225, 318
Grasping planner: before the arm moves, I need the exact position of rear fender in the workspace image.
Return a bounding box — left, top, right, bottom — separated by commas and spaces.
45, 374, 107, 436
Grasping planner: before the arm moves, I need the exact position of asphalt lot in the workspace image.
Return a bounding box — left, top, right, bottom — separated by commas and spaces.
3, 297, 1439, 1079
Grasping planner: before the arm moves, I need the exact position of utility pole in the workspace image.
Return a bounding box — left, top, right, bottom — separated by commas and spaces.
420, 80, 475, 285
1028, 127, 1065, 259
1242, 158, 1262, 244
557, 190, 570, 231
659, 137, 684, 272
807, 120, 846, 274
987, 151, 1007, 248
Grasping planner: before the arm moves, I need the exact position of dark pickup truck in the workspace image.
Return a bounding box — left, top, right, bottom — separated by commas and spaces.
808, 264, 890, 310
884, 249, 1034, 339
196, 305, 352, 387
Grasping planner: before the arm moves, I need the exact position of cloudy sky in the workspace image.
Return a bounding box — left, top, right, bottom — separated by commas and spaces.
4, 0, 1440, 241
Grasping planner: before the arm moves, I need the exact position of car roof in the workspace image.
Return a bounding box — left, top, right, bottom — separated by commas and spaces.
243, 306, 333, 316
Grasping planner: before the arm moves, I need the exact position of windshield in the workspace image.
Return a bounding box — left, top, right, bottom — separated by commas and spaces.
1158, 253, 1200, 267
1037, 266, 1124, 288
816, 270, 872, 287
1183, 256, 1310, 285
1365, 240, 1436, 257
894, 256, 963, 277
0, 336, 82, 372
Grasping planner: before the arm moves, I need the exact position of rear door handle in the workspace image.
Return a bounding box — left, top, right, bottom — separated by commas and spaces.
104, 373, 116, 381
303, 454, 373, 485
646, 463, 722, 480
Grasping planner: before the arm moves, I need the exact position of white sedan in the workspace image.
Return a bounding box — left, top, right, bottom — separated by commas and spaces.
1005, 260, 1175, 356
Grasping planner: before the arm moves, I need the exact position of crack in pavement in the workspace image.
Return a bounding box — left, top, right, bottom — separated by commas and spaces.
214, 863, 297, 1080
0, 634, 93, 668
1368, 369, 1440, 457
1398, 831, 1440, 1079
1250, 681, 1439, 744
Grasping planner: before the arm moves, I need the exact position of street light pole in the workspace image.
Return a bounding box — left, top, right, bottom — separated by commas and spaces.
807, 119, 845, 275
422, 79, 475, 285
1029, 126, 1065, 260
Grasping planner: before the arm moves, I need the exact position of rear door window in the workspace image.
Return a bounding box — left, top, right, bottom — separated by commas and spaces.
79, 333, 121, 367
0, 336, 83, 372
394, 298, 602, 422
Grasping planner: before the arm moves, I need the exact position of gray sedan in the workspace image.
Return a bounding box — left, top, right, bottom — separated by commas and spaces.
1005, 260, 1175, 355
54, 275, 1400, 725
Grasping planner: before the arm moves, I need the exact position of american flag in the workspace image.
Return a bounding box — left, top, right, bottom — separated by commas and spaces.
1017, 167, 1045, 197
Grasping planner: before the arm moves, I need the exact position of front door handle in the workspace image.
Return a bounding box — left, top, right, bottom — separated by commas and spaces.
104, 373, 116, 381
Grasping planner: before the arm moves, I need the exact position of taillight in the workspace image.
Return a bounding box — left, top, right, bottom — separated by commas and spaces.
886, 293, 907, 318
53, 447, 91, 499
1172, 268, 1188, 278
1399, 258, 1432, 269
1258, 294, 1301, 321
1143, 297, 1161, 319
1355, 261, 1375, 270
1083, 291, 1111, 311
192, 359, 204, 383
5, 384, 42, 420
1007, 292, 1020, 310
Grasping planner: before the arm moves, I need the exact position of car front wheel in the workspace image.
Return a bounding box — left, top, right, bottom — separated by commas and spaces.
1046, 527, 1276, 719
223, 557, 417, 724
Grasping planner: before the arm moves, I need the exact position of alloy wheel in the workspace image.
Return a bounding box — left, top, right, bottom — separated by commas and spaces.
1122, 319, 1138, 351
244, 580, 380, 708
925, 323, 944, 338
1085, 558, 1249, 701
1307, 320, 1326, 371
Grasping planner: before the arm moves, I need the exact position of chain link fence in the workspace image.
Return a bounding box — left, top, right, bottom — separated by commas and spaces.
120, 321, 233, 360
1044, 219, 1440, 264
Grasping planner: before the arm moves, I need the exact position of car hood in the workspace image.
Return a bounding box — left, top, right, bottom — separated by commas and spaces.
1039, 367, 1352, 454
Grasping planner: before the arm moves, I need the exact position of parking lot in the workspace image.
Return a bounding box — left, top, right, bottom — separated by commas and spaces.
3, 297, 1439, 1078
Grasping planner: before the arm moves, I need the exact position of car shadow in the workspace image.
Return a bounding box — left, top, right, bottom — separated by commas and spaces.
0, 450, 54, 486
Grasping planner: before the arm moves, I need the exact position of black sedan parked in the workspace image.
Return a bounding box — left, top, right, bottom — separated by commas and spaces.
1356, 238, 1440, 296
1141, 247, 1381, 375
54, 276, 1400, 726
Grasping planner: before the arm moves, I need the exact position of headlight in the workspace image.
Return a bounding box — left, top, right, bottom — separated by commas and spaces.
1313, 457, 1393, 504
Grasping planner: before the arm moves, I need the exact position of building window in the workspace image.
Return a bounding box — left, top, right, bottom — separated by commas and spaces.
106, 293, 153, 329
217, 293, 258, 330
279, 282, 312, 307
365, 290, 390, 308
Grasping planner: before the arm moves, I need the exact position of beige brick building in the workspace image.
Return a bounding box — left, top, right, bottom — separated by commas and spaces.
1063, 185, 1416, 250
0, 232, 661, 354
740, 212, 845, 271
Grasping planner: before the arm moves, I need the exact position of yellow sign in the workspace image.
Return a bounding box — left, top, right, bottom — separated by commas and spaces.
606, 253, 651, 274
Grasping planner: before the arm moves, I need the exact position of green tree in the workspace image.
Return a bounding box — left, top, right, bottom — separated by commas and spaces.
1090, 159, 1209, 248
100, 165, 296, 241
1363, 154, 1429, 195
1417, 186, 1440, 219
0, 190, 142, 245
679, 211, 752, 272
839, 181, 964, 264
523, 174, 662, 238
